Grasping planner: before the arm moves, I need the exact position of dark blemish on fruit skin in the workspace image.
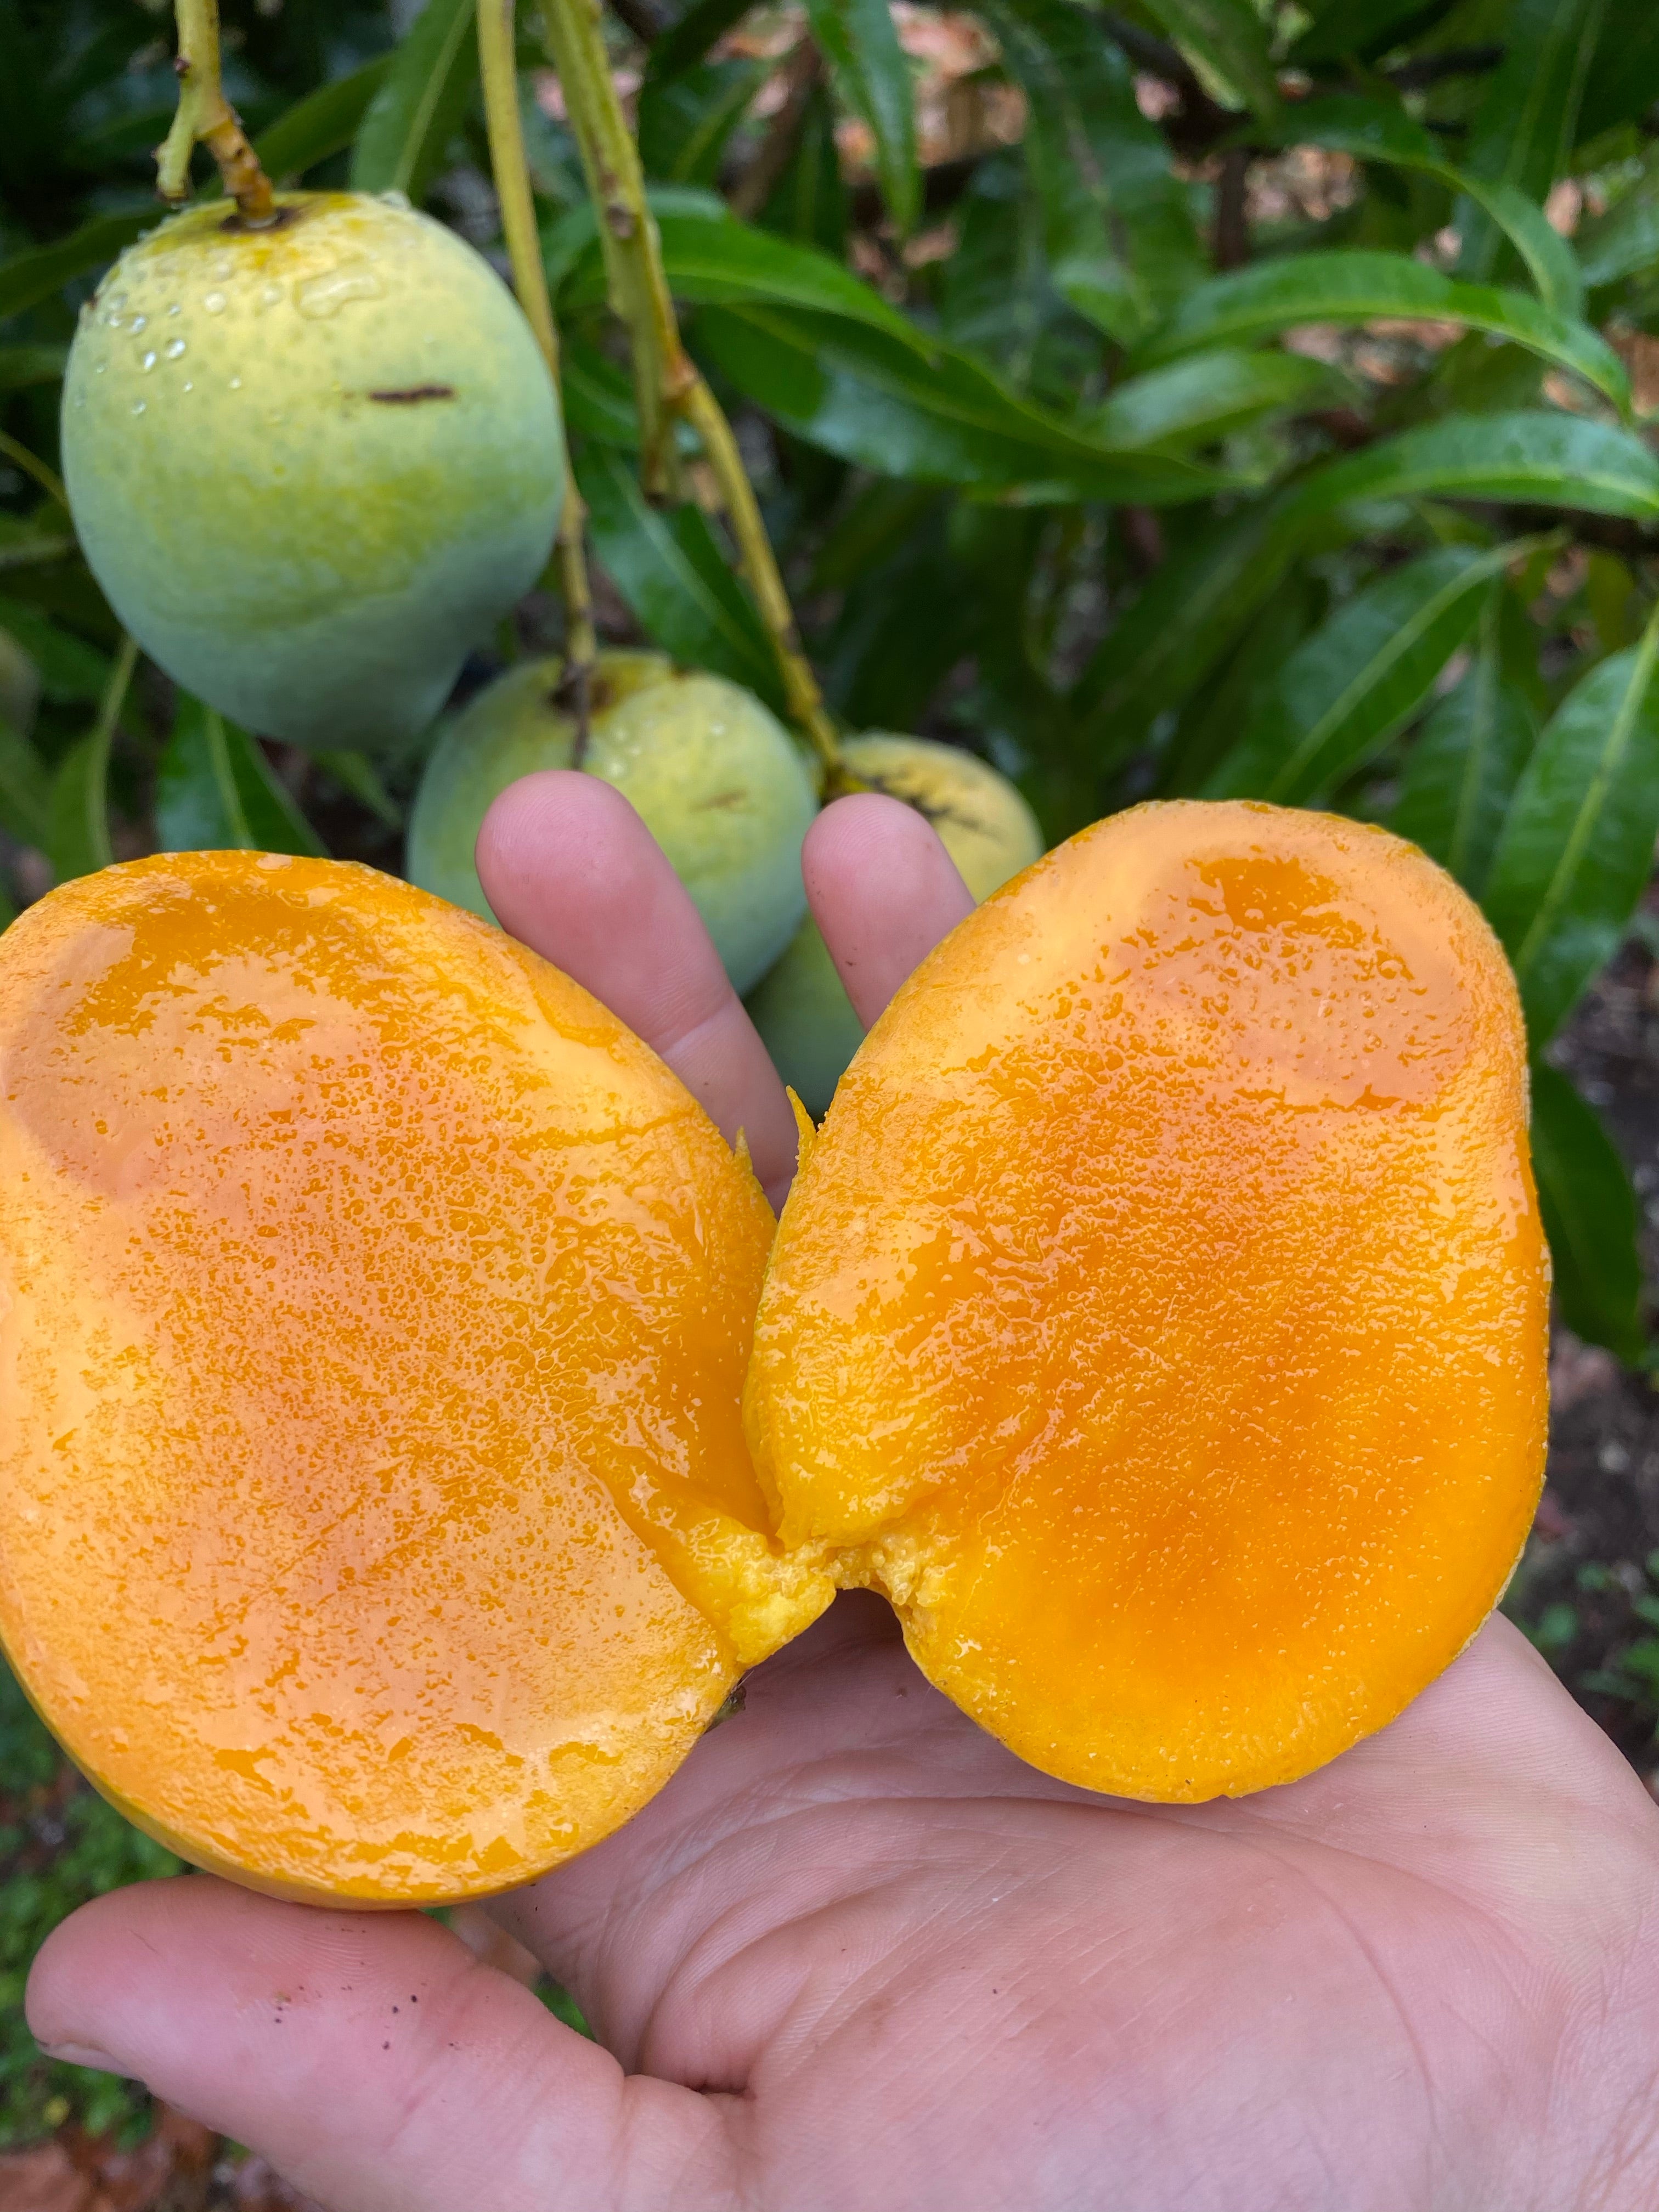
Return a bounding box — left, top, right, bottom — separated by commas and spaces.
369, 385, 458, 405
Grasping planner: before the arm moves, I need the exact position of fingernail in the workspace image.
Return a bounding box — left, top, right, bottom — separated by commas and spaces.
41, 2041, 123, 2074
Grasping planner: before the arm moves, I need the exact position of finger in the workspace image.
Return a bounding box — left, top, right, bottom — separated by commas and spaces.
27, 1876, 733, 2212
477, 770, 799, 1207
804, 793, 975, 1029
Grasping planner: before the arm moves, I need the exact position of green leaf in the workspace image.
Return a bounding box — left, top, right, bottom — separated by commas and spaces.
0, 343, 68, 392
0, 874, 14, 933
1132, 251, 1628, 415
1459, 0, 1605, 281
1579, 0, 1659, 144
1284, 412, 1659, 526
315, 749, 403, 830
561, 201, 928, 346
1293, 0, 1459, 65
349, 0, 478, 202
561, 334, 642, 446
1159, 568, 1321, 797
575, 443, 783, 710
0, 713, 50, 848
756, 76, 848, 255
804, 0, 919, 234
984, 0, 1203, 338
1278, 97, 1583, 318
1204, 543, 1521, 805
693, 303, 1238, 500
0, 596, 109, 702
1390, 607, 1538, 896
255, 55, 394, 184
1577, 146, 1659, 290
0, 208, 152, 323
1530, 1059, 1645, 1363
1137, 0, 1280, 125
1070, 489, 1304, 743
648, 0, 754, 82
1092, 349, 1353, 453
637, 59, 764, 187
1483, 610, 1659, 1044
47, 731, 114, 882
155, 698, 326, 856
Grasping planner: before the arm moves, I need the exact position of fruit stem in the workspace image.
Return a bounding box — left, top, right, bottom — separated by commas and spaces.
476, 0, 597, 754
156, 0, 276, 223
537, 0, 848, 788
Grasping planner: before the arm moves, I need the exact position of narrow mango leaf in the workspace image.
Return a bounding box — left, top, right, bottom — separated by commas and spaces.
694, 303, 1238, 501
155, 698, 326, 856
1280, 97, 1583, 318
0, 343, 69, 392
560, 201, 927, 346
756, 76, 847, 255
1132, 251, 1628, 414
1284, 412, 1659, 526
650, 0, 759, 83
1204, 543, 1520, 805
1529, 1059, 1646, 1363
0, 877, 15, 933
349, 0, 478, 202
1390, 607, 1538, 896
1459, 0, 1604, 280
982, 0, 1203, 342
1483, 609, 1659, 1044
804, 0, 919, 235
1137, 0, 1280, 125
576, 444, 783, 710
1158, 570, 1321, 797
1293, 0, 1458, 65
1577, 146, 1659, 289
984, 0, 1204, 337
255, 55, 393, 183
0, 207, 151, 323
561, 335, 641, 445
0, 714, 51, 848
47, 732, 114, 881
637, 60, 765, 187
0, 596, 109, 703
1070, 490, 1303, 743
1578, 0, 1659, 145
315, 749, 403, 830
1092, 349, 1353, 453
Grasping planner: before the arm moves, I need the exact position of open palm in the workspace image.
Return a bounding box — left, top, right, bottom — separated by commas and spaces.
30, 779, 1659, 2212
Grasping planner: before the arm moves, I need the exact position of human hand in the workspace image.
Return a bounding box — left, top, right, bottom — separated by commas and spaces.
29, 776, 1659, 2211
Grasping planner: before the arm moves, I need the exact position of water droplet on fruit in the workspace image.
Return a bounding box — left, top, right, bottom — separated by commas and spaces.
166, 337, 187, 359
131, 400, 145, 415
108, 291, 127, 312
378, 189, 412, 212
167, 301, 182, 317
229, 375, 242, 389
261, 281, 284, 307
204, 290, 227, 315
182, 380, 193, 392
140, 349, 157, 371
94, 362, 106, 375
295, 266, 384, 319
131, 314, 147, 333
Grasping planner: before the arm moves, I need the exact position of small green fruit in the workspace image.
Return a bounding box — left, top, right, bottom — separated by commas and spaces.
61, 191, 563, 754
747, 733, 1043, 1116
408, 651, 819, 996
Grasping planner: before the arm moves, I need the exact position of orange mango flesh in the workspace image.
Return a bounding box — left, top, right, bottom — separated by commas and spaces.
0, 853, 830, 1904
746, 801, 1550, 1802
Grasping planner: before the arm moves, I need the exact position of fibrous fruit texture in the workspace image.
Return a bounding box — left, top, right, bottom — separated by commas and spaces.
748, 801, 1549, 1801
748, 733, 1044, 1115
0, 854, 827, 1903
408, 651, 818, 995
61, 192, 563, 755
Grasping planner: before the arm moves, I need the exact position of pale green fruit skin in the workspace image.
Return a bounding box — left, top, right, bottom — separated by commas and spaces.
747, 733, 1045, 1117
61, 191, 563, 754
409, 651, 820, 996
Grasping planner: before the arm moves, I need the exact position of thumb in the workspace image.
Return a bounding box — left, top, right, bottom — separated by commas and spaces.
27, 1876, 735, 2212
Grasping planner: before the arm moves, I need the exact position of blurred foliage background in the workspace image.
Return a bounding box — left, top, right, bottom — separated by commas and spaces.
4, 0, 1659, 2180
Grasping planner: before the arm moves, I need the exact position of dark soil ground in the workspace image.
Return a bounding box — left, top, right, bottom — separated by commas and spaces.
8, 930, 1659, 2208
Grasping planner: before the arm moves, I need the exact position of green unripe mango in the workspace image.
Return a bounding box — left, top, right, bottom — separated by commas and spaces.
408, 650, 820, 996
61, 190, 563, 755
747, 733, 1044, 1116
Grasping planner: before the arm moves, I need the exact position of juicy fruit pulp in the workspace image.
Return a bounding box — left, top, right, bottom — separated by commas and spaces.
61, 193, 563, 755
747, 735, 1044, 1116
0, 854, 828, 1903
409, 651, 819, 995
747, 802, 1549, 1802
